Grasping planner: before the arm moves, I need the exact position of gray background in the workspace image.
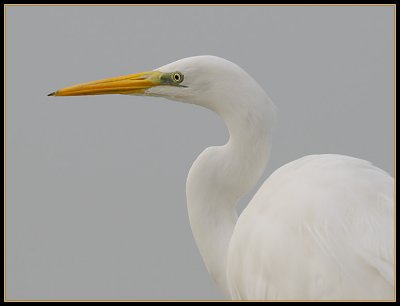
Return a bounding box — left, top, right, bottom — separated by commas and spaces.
6, 5, 394, 301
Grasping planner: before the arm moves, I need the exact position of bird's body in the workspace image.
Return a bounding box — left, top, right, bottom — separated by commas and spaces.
51, 55, 394, 300
228, 154, 394, 300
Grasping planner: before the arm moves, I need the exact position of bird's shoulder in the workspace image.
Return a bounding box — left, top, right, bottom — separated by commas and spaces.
251, 154, 392, 212
240, 153, 393, 231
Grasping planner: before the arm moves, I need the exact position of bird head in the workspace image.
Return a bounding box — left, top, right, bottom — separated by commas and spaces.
48, 55, 268, 114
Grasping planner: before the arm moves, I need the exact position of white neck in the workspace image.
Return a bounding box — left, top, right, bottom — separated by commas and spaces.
186, 94, 276, 297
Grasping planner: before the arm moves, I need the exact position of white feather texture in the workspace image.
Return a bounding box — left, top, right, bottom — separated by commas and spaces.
228, 155, 394, 300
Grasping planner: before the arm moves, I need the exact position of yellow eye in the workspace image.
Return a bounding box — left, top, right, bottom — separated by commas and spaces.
171, 72, 183, 83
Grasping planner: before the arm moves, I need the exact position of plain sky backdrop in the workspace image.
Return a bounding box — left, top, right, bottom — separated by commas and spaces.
6, 5, 394, 301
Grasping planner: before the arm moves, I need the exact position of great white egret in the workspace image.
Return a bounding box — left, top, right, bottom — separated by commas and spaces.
49, 55, 394, 300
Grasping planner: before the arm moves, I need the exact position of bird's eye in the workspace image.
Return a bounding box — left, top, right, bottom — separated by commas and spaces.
171, 72, 183, 83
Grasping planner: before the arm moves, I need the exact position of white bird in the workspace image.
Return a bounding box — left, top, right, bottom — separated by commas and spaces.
49, 55, 394, 300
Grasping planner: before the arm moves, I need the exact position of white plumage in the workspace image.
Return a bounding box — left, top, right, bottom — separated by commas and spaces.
51, 55, 394, 300
228, 154, 393, 299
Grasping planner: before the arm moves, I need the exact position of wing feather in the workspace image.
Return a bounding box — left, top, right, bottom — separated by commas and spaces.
227, 155, 394, 300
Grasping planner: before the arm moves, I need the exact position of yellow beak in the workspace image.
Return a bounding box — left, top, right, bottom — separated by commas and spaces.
48, 71, 162, 96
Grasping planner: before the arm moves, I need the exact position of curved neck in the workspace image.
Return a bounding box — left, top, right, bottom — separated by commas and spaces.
186, 96, 276, 297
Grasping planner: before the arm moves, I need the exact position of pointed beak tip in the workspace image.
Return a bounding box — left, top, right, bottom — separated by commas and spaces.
47, 71, 161, 97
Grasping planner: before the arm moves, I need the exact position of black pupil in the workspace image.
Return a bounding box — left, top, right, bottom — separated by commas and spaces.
174, 74, 180, 81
